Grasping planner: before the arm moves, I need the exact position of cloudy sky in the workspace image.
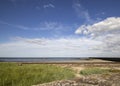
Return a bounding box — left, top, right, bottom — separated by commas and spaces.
0, 0, 120, 57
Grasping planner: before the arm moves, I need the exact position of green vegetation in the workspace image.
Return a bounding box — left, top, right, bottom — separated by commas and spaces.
80, 68, 110, 75
0, 62, 74, 86
80, 67, 120, 75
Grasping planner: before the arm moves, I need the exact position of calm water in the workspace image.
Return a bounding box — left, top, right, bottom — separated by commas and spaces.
0, 57, 88, 62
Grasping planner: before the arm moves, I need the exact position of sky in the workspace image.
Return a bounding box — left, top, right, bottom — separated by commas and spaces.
0, 0, 120, 57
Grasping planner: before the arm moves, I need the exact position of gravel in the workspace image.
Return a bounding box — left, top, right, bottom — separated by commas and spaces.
33, 73, 120, 86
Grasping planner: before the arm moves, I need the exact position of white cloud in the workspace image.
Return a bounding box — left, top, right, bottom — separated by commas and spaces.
72, 0, 91, 22
0, 20, 74, 37
0, 20, 29, 30
12, 37, 46, 45
75, 17, 120, 36
0, 35, 120, 57
35, 22, 62, 30
0, 37, 103, 57
33, 22, 73, 36
43, 4, 55, 8
34, 22, 71, 31
75, 17, 120, 55
99, 34, 120, 53
1, 16, 120, 57
0, 20, 70, 34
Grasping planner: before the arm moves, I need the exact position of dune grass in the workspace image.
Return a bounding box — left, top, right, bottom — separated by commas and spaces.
0, 62, 75, 86
80, 68, 110, 75
80, 67, 120, 75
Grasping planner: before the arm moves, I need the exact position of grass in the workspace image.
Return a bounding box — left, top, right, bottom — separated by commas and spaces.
80, 68, 110, 75
0, 62, 75, 86
80, 67, 120, 75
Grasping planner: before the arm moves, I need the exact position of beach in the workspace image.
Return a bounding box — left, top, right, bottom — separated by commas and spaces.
0, 59, 120, 86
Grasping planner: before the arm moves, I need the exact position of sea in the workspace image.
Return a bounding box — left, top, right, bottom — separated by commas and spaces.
0, 57, 89, 62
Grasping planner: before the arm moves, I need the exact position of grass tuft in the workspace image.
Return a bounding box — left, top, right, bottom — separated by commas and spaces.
80, 68, 109, 75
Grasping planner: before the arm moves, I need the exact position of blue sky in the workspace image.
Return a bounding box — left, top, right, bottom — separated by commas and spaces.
0, 0, 120, 57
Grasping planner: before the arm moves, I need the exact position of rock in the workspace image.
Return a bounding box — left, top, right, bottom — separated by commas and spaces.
33, 73, 120, 86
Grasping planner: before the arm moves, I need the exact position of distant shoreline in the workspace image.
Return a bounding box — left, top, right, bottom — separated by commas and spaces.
0, 57, 120, 62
